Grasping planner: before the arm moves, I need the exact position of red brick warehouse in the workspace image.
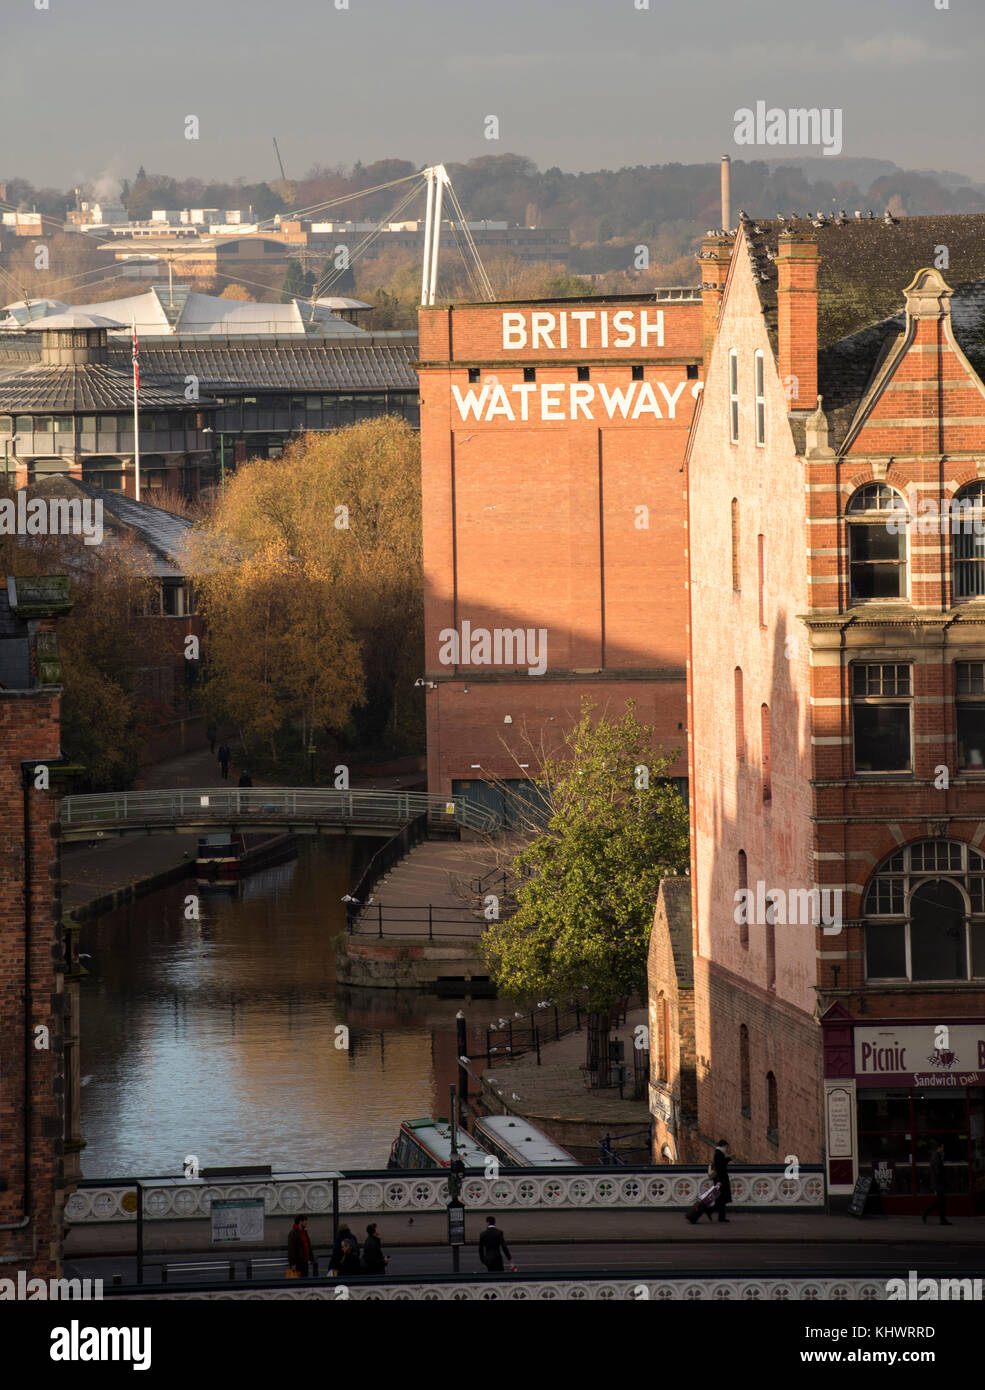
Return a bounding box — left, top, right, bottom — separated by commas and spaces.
676, 212, 985, 1212
416, 291, 707, 821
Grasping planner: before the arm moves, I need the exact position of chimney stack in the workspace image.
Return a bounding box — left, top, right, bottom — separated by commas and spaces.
775, 231, 820, 410
720, 156, 731, 232
699, 233, 733, 364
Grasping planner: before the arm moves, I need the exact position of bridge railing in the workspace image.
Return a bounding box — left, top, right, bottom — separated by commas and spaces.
60, 788, 499, 834
64, 1164, 826, 1225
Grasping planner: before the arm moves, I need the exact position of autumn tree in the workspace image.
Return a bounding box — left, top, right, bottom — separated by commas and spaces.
194, 544, 364, 762
191, 416, 423, 761
0, 486, 179, 788
480, 701, 689, 1039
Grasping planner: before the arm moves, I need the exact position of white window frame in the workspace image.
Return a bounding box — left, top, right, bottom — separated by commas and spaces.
754, 349, 766, 446
728, 349, 739, 444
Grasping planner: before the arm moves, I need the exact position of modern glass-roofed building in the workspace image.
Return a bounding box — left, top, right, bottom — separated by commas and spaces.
0, 287, 421, 491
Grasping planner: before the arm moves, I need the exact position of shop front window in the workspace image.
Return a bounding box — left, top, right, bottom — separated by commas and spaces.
863, 838, 985, 981
859, 1087, 975, 1197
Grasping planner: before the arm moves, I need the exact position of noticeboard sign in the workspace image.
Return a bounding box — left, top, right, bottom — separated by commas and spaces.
447, 1200, 465, 1246
211, 1198, 265, 1243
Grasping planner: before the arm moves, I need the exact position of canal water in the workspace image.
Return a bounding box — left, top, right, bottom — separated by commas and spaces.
78, 838, 508, 1178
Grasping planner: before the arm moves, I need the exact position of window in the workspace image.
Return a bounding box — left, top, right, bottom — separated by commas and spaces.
468, 368, 480, 384
738, 850, 749, 948
657, 994, 669, 1084
754, 350, 766, 445
847, 484, 907, 600
765, 892, 777, 990
739, 1026, 750, 1116
53, 415, 73, 433
731, 498, 740, 591
757, 534, 766, 627
523, 367, 536, 383
687, 363, 699, 380
577, 366, 590, 382
852, 663, 912, 773
956, 662, 985, 771
0, 415, 11, 434
766, 1072, 778, 1145
632, 365, 644, 382
863, 838, 985, 981
734, 667, 745, 761
952, 481, 985, 599
761, 703, 771, 802
728, 349, 739, 443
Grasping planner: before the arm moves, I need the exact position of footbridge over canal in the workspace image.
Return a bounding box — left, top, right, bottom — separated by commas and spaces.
60, 788, 498, 842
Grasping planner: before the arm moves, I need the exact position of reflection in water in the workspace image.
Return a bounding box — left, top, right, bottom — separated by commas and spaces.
80, 838, 507, 1177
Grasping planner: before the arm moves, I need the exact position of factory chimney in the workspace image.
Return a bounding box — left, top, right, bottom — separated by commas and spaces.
720, 156, 731, 233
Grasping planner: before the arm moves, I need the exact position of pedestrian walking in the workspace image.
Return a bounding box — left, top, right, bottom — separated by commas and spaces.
922, 1140, 952, 1226
217, 743, 231, 780
478, 1215, 512, 1272
287, 1213, 314, 1278
238, 769, 253, 788
362, 1223, 389, 1276
712, 1139, 734, 1223
206, 722, 217, 755
330, 1224, 359, 1275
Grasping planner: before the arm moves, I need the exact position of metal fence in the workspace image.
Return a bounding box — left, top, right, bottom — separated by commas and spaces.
61, 787, 499, 835
348, 904, 487, 938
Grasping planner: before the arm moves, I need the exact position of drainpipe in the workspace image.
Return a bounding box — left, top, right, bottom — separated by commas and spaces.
0, 766, 34, 1233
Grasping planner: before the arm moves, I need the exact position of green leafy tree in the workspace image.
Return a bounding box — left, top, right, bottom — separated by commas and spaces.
480, 701, 689, 1018
280, 259, 314, 303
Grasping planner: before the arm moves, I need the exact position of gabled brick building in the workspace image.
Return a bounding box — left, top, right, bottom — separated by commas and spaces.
0, 576, 79, 1276
679, 213, 985, 1211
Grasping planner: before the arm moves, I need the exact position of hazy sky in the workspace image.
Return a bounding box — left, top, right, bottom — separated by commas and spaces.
4, 0, 982, 191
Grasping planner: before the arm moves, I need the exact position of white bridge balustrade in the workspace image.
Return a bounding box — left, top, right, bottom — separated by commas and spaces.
59, 788, 499, 840
64, 1166, 826, 1225
104, 1274, 889, 1301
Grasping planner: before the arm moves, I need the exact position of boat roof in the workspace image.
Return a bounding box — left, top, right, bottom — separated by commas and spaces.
474, 1114, 579, 1166
401, 1118, 489, 1166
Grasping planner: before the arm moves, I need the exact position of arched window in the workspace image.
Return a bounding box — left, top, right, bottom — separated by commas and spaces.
734, 667, 745, 760
739, 1025, 750, 1117
738, 850, 749, 948
847, 483, 907, 600
660, 995, 670, 1085
731, 498, 740, 591
765, 891, 777, 990
863, 838, 985, 981
951, 481, 985, 599
766, 1071, 778, 1145
761, 703, 771, 803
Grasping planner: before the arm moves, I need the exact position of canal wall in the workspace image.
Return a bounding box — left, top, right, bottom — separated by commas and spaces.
334, 934, 488, 990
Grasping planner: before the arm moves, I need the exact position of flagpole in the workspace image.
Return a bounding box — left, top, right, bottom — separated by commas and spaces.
132, 315, 141, 502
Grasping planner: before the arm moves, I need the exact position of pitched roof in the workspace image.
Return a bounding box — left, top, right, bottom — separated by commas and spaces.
0, 362, 206, 412
124, 341, 420, 392
741, 213, 985, 351
741, 213, 985, 451
27, 477, 204, 577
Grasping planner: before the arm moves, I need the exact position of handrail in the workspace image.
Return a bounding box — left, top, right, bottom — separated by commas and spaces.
60, 787, 498, 834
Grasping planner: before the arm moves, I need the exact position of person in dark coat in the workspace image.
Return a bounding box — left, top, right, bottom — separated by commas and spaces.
712, 1139, 734, 1223
478, 1216, 511, 1272
922, 1140, 952, 1225
330, 1224, 359, 1275
338, 1237, 361, 1276
287, 1214, 314, 1277
217, 744, 231, 779
238, 769, 253, 788
362, 1223, 389, 1275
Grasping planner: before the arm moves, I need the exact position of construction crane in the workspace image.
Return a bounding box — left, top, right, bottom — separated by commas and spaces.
272, 137, 287, 182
